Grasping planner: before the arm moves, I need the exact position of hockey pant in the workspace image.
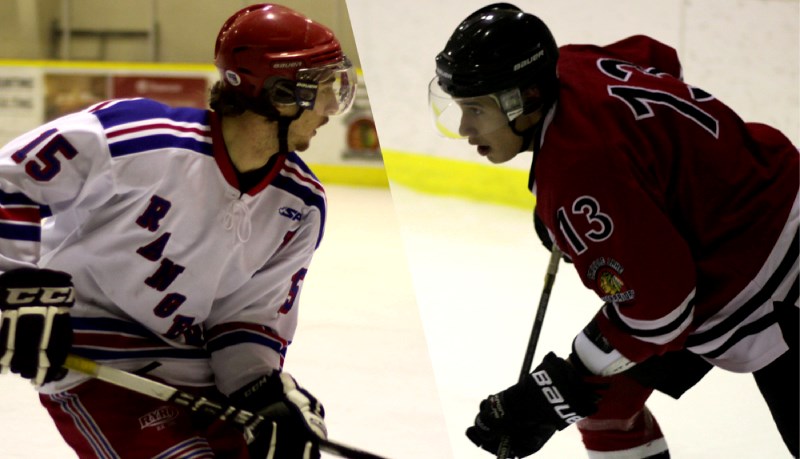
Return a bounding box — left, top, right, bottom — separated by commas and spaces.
40, 378, 248, 459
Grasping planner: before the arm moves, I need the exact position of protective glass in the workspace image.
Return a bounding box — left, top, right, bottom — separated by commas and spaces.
294, 57, 357, 116
428, 76, 524, 139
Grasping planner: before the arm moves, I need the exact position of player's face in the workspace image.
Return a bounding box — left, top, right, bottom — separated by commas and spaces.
279, 82, 339, 152
458, 97, 522, 163
286, 109, 328, 152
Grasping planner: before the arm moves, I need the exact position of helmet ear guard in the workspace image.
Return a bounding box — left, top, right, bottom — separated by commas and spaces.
266, 78, 298, 107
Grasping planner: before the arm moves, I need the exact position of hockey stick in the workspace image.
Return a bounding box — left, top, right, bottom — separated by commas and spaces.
62, 354, 389, 459
496, 247, 562, 459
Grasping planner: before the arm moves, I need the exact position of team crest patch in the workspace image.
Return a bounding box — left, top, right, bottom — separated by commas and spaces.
586, 257, 635, 303
139, 406, 180, 430
224, 70, 241, 86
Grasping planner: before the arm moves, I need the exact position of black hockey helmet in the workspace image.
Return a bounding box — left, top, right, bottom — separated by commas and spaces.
429, 3, 559, 138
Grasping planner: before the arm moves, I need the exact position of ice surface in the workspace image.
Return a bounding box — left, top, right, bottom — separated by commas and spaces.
388, 183, 791, 459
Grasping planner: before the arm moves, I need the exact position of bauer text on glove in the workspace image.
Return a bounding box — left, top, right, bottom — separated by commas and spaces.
466, 352, 600, 458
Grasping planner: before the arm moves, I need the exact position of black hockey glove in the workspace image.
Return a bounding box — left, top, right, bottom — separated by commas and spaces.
466, 352, 600, 458
230, 371, 326, 459
0, 268, 74, 386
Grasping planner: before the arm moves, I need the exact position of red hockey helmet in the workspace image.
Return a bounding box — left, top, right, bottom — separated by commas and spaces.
214, 3, 355, 115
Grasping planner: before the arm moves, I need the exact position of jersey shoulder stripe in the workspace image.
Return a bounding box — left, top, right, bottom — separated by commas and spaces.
107, 133, 212, 158
91, 98, 212, 158
273, 153, 326, 203
91, 98, 207, 129
272, 154, 326, 248
284, 152, 321, 183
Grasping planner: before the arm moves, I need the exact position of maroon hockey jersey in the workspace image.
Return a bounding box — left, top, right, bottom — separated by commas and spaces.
531, 35, 798, 373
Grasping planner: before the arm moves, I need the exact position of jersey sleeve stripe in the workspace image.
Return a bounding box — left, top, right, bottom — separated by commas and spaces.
0, 191, 43, 242
604, 291, 695, 345
686, 230, 799, 355
206, 330, 288, 357
0, 206, 42, 223
71, 346, 208, 362
0, 189, 43, 206
699, 313, 780, 359
72, 316, 163, 337
206, 321, 289, 344
206, 322, 289, 357
0, 222, 40, 241
71, 317, 209, 361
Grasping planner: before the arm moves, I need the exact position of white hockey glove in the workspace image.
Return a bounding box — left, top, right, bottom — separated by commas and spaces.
0, 268, 75, 386
231, 371, 326, 459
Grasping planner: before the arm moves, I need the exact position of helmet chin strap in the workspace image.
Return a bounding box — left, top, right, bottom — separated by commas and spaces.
243, 96, 305, 155
508, 96, 554, 153
510, 121, 537, 153
276, 109, 304, 155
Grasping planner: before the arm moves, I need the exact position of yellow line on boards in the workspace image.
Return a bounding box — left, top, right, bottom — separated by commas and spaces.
0, 59, 215, 73
380, 150, 536, 210
311, 163, 390, 188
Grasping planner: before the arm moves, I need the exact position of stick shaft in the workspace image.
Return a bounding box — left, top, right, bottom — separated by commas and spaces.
518, 247, 561, 379
496, 247, 561, 458
63, 355, 388, 459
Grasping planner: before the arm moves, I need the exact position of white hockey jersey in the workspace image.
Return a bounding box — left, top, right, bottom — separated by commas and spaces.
0, 98, 326, 395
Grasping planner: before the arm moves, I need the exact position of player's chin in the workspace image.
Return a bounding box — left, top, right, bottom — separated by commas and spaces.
485, 150, 516, 164
293, 140, 311, 152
